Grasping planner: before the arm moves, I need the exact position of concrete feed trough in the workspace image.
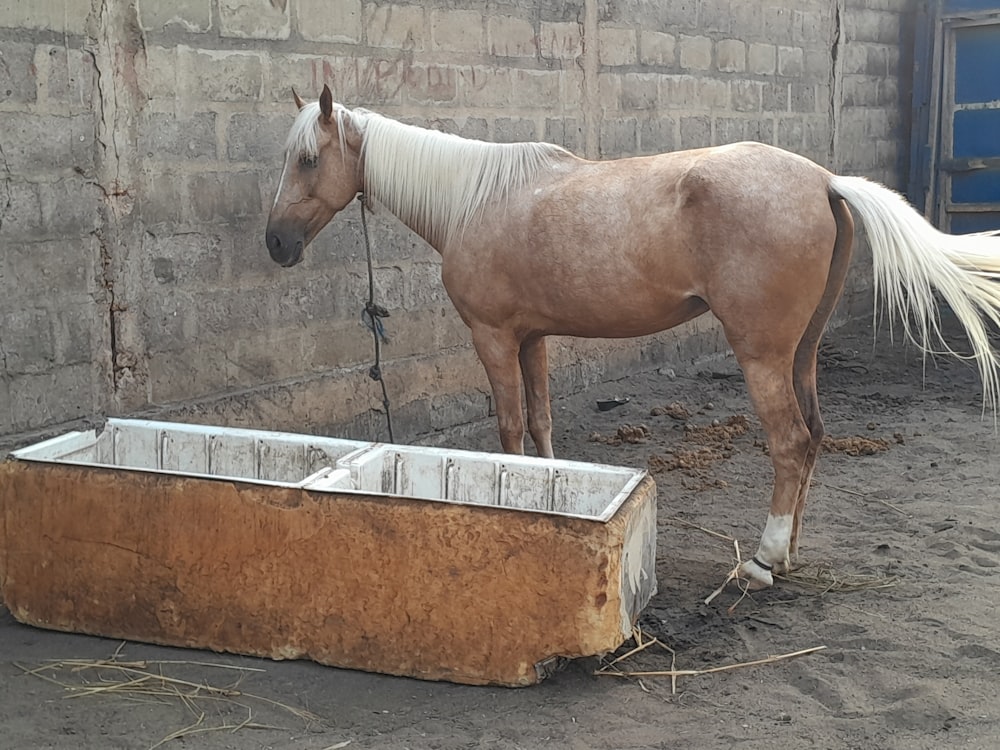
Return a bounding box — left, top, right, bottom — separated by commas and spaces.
0, 419, 657, 686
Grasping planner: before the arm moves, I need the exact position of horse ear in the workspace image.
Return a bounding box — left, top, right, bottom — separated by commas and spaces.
292, 88, 306, 110
319, 84, 333, 123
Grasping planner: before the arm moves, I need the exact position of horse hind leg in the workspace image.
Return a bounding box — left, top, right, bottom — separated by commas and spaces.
788, 194, 856, 563
733, 351, 815, 589
787, 350, 824, 566
519, 336, 554, 458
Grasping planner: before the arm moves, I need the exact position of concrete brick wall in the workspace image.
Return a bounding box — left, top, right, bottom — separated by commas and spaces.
0, 0, 916, 449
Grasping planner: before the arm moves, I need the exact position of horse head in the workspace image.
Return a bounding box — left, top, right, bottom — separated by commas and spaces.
265, 84, 363, 267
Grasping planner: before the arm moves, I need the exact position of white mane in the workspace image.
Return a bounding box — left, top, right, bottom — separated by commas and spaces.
285, 102, 570, 247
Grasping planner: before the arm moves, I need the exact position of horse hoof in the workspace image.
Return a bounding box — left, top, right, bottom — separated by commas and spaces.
738, 559, 774, 590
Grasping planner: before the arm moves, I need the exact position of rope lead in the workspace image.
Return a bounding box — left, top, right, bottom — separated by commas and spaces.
358, 194, 394, 443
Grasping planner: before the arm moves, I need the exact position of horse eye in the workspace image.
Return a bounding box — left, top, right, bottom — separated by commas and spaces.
299, 153, 318, 169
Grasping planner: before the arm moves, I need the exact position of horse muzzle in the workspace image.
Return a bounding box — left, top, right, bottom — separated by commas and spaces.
265, 226, 305, 267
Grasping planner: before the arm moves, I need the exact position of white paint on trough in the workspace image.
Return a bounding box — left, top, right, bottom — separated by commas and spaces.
13, 418, 648, 522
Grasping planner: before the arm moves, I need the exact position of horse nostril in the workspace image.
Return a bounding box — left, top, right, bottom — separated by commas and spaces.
266, 232, 281, 252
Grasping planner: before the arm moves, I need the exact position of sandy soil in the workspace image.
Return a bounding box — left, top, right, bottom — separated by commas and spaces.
2, 315, 999, 750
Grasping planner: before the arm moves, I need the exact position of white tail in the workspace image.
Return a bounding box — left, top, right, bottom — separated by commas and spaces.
829, 174, 1000, 413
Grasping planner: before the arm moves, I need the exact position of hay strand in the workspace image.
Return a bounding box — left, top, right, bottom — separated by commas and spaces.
776, 563, 899, 594
17, 653, 326, 749
598, 645, 827, 681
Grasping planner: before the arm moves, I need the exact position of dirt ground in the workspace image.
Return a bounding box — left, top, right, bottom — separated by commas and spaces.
2, 314, 999, 750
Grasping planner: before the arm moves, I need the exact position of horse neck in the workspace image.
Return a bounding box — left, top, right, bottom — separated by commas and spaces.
359, 116, 567, 253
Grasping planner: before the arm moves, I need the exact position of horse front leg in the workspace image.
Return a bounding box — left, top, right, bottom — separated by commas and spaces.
518, 336, 554, 458
471, 326, 526, 454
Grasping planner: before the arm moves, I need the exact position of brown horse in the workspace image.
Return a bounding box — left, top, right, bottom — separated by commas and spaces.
266, 85, 1000, 588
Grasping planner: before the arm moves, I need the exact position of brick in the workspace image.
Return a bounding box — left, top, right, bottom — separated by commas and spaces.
428, 391, 490, 432
140, 112, 217, 161
404, 64, 458, 105
597, 72, 620, 110
599, 27, 637, 67
763, 6, 795, 43
544, 117, 583, 153
865, 45, 889, 76
488, 15, 537, 57
865, 109, 895, 139
699, 79, 729, 108
298, 0, 361, 43
372, 265, 405, 311
0, 113, 94, 173
0, 379, 11, 433
762, 82, 788, 113
815, 83, 831, 112
431, 9, 484, 54
748, 43, 776, 75
184, 49, 264, 101
618, 0, 696, 29
793, 10, 826, 44
804, 49, 830, 78
52, 303, 99, 365
731, 80, 761, 112
638, 115, 675, 154
728, 3, 763, 39
599, 118, 636, 157
640, 30, 675, 66
844, 9, 898, 45
3, 239, 99, 301
269, 54, 313, 103
39, 177, 100, 238
777, 46, 804, 77
0, 42, 36, 104
1, 307, 55, 374
716, 39, 746, 73
679, 35, 711, 71
0, 0, 89, 34
188, 171, 262, 223
494, 117, 537, 143
878, 77, 898, 107
679, 115, 711, 148
142, 231, 227, 290
36, 44, 94, 106
540, 21, 582, 60
365, 4, 425, 50
138, 171, 186, 226
137, 0, 211, 32
802, 116, 831, 160
660, 75, 698, 108
304, 320, 373, 373
698, 0, 732, 34
149, 345, 230, 403
219, 0, 290, 40
840, 44, 868, 75
621, 73, 658, 110
455, 116, 490, 140
790, 83, 816, 112
511, 69, 561, 108
227, 113, 293, 162
776, 116, 805, 151
459, 66, 512, 108
402, 262, 448, 309
0, 181, 42, 239
746, 118, 774, 144
10, 365, 102, 433
305, 56, 405, 106
142, 46, 177, 98
715, 117, 747, 145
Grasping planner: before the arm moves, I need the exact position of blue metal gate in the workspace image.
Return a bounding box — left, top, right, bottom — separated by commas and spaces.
909, 0, 1000, 232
